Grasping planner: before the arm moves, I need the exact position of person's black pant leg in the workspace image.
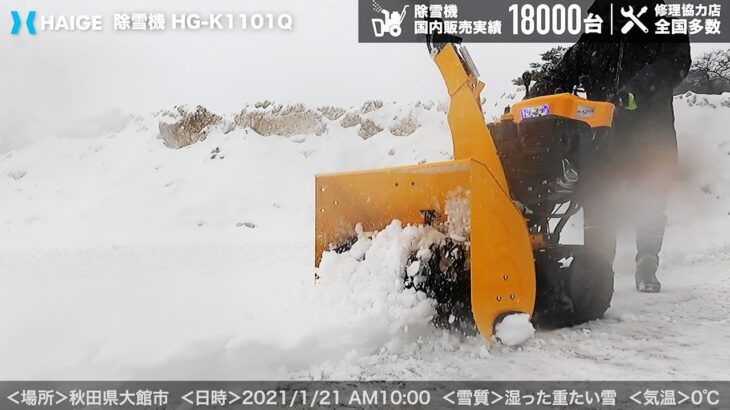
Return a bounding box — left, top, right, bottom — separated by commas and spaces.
634, 189, 668, 261
628, 102, 679, 263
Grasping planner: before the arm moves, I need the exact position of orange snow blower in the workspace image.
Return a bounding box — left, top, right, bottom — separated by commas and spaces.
315, 37, 616, 340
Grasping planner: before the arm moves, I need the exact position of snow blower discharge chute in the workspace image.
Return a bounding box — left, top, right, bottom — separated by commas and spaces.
315, 38, 616, 341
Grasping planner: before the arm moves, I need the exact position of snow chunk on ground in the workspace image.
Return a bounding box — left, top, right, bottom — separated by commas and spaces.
494, 313, 535, 347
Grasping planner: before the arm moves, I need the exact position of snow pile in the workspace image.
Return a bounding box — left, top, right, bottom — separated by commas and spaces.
678, 91, 730, 108
158, 105, 223, 148
151, 99, 452, 151
316, 221, 443, 337
494, 313, 535, 347
234, 102, 328, 138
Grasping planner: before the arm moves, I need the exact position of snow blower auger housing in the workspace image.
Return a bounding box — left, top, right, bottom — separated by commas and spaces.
315, 39, 616, 341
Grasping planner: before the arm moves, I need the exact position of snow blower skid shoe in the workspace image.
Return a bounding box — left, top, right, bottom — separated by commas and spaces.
315, 38, 617, 342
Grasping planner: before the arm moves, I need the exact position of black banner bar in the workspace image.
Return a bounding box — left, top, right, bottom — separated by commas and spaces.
358, 0, 730, 42
0, 381, 727, 409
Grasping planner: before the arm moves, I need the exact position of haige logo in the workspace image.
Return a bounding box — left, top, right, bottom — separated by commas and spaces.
371, 0, 408, 37
10, 10, 37, 35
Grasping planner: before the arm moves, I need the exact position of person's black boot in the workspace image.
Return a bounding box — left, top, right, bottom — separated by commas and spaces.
636, 255, 661, 293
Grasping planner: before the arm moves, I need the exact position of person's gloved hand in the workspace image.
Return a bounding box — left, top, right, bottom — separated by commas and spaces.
613, 90, 638, 111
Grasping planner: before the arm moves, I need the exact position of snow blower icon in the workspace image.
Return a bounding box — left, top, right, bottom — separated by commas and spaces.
371, 0, 409, 38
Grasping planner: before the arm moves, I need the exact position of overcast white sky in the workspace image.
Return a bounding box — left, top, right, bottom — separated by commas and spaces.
0, 0, 724, 148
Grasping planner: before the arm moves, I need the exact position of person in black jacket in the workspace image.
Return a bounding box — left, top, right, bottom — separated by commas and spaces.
531, 0, 691, 293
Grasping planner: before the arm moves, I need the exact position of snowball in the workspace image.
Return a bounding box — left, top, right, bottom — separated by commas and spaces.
406, 260, 421, 277
494, 313, 535, 346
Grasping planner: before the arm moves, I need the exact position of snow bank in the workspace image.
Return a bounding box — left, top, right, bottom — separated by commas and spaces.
154, 99, 452, 150
158, 105, 223, 149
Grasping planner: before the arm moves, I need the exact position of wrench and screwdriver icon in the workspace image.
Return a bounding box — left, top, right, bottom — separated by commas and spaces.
621, 5, 650, 34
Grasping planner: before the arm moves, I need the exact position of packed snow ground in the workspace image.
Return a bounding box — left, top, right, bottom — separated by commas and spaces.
0, 94, 729, 380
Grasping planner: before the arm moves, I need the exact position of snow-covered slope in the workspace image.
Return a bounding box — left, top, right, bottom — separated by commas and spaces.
0, 94, 728, 380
